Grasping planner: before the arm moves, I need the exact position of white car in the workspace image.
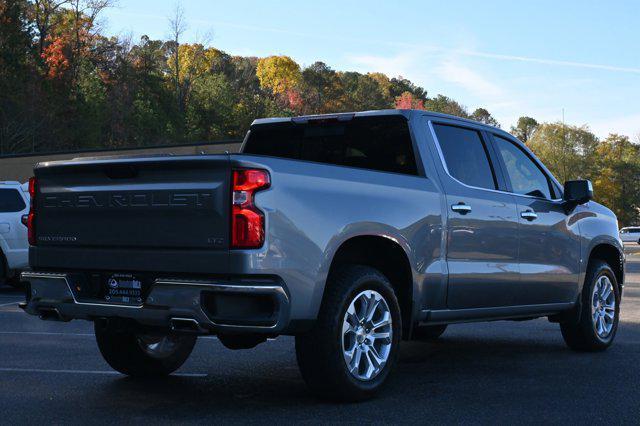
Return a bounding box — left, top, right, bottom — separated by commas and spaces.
0, 181, 29, 287
620, 226, 640, 244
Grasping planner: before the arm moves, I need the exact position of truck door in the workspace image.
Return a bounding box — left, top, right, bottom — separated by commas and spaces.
428, 121, 522, 309
489, 133, 581, 304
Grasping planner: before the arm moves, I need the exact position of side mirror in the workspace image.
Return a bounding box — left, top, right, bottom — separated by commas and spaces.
563, 179, 593, 205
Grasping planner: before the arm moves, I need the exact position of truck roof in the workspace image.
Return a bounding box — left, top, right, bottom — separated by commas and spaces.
251, 109, 505, 134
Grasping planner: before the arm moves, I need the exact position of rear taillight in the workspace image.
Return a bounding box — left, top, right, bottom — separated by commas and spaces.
231, 169, 270, 249
27, 176, 37, 245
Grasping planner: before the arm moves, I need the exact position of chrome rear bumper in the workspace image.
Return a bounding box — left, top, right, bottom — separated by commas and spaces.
20, 272, 290, 334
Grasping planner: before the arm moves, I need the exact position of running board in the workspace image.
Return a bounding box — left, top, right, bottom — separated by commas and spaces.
420, 302, 575, 325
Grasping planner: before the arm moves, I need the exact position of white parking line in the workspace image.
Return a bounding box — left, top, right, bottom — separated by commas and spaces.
0, 330, 219, 340
0, 331, 93, 336
0, 302, 18, 307
0, 367, 208, 377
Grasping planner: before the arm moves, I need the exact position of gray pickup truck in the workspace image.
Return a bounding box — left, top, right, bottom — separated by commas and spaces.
21, 110, 624, 401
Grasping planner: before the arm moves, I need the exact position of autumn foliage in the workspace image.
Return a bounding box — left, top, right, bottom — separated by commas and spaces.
1, 1, 639, 225
41, 35, 70, 78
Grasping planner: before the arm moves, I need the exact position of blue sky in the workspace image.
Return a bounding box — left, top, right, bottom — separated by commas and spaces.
102, 0, 640, 139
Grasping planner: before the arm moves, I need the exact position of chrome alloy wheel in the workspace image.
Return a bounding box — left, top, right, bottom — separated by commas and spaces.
341, 290, 393, 381
137, 334, 182, 359
591, 275, 616, 339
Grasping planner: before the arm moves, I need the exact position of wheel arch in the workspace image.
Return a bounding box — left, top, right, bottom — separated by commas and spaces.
587, 243, 624, 292
325, 234, 415, 339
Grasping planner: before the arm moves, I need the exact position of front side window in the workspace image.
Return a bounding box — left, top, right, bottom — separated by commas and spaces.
493, 135, 552, 199
0, 189, 26, 212
433, 124, 496, 190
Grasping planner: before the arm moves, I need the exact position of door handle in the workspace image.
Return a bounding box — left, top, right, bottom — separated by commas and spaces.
451, 203, 472, 214
520, 210, 538, 221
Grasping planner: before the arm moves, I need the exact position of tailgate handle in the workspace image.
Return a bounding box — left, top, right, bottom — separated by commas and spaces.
104, 166, 138, 179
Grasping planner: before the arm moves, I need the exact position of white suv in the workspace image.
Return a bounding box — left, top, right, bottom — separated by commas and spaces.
0, 181, 29, 287
620, 226, 640, 244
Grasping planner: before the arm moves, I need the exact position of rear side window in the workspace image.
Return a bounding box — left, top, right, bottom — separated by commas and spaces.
433, 124, 496, 190
492, 135, 552, 199
243, 115, 418, 175
0, 189, 26, 212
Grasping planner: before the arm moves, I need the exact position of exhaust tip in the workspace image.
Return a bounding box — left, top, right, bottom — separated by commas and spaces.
170, 317, 204, 333
38, 307, 63, 321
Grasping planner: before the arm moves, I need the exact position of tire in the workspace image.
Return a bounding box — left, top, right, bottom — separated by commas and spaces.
94, 322, 197, 377
560, 260, 620, 352
0, 253, 6, 286
295, 265, 402, 402
413, 324, 447, 341
6, 273, 23, 289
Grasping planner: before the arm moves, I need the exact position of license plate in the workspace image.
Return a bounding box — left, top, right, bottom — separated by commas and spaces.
104, 273, 143, 305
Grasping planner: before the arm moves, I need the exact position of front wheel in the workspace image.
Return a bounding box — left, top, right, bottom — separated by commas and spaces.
95, 322, 197, 377
560, 260, 620, 352
295, 265, 402, 401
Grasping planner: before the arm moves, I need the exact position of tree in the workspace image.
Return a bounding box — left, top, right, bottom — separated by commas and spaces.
526, 123, 599, 184
511, 116, 539, 143
256, 55, 302, 96
471, 108, 500, 127
425, 95, 469, 118
167, 3, 186, 114
31, 0, 71, 58
394, 91, 424, 110
186, 73, 235, 140
389, 76, 427, 102
337, 72, 387, 112
0, 0, 37, 154
593, 134, 640, 226
301, 61, 341, 113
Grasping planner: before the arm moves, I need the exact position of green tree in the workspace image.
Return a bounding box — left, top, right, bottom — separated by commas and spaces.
185, 73, 236, 140
471, 108, 500, 127
526, 123, 599, 184
301, 61, 342, 113
338, 72, 387, 111
593, 134, 640, 226
511, 116, 539, 143
425, 95, 469, 118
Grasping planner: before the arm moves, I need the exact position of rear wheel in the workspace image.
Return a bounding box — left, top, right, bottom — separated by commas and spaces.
94, 322, 196, 377
560, 260, 620, 352
295, 265, 402, 401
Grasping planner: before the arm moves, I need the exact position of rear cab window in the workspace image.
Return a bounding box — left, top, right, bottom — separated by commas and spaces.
432, 123, 497, 190
243, 115, 418, 175
0, 188, 26, 212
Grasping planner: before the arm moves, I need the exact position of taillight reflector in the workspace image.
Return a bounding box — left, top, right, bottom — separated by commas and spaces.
27, 176, 37, 245
231, 169, 270, 249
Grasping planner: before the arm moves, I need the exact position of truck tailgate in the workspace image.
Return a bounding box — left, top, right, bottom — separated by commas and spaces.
31, 155, 230, 271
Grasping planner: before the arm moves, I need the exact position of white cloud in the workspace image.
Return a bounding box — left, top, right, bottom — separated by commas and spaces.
434, 60, 504, 98
452, 49, 640, 75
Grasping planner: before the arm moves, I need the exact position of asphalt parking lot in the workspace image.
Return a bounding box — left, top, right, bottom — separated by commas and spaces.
1, 251, 639, 424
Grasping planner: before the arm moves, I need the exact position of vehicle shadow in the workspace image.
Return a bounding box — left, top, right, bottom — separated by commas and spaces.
0, 285, 23, 296
80, 317, 640, 423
